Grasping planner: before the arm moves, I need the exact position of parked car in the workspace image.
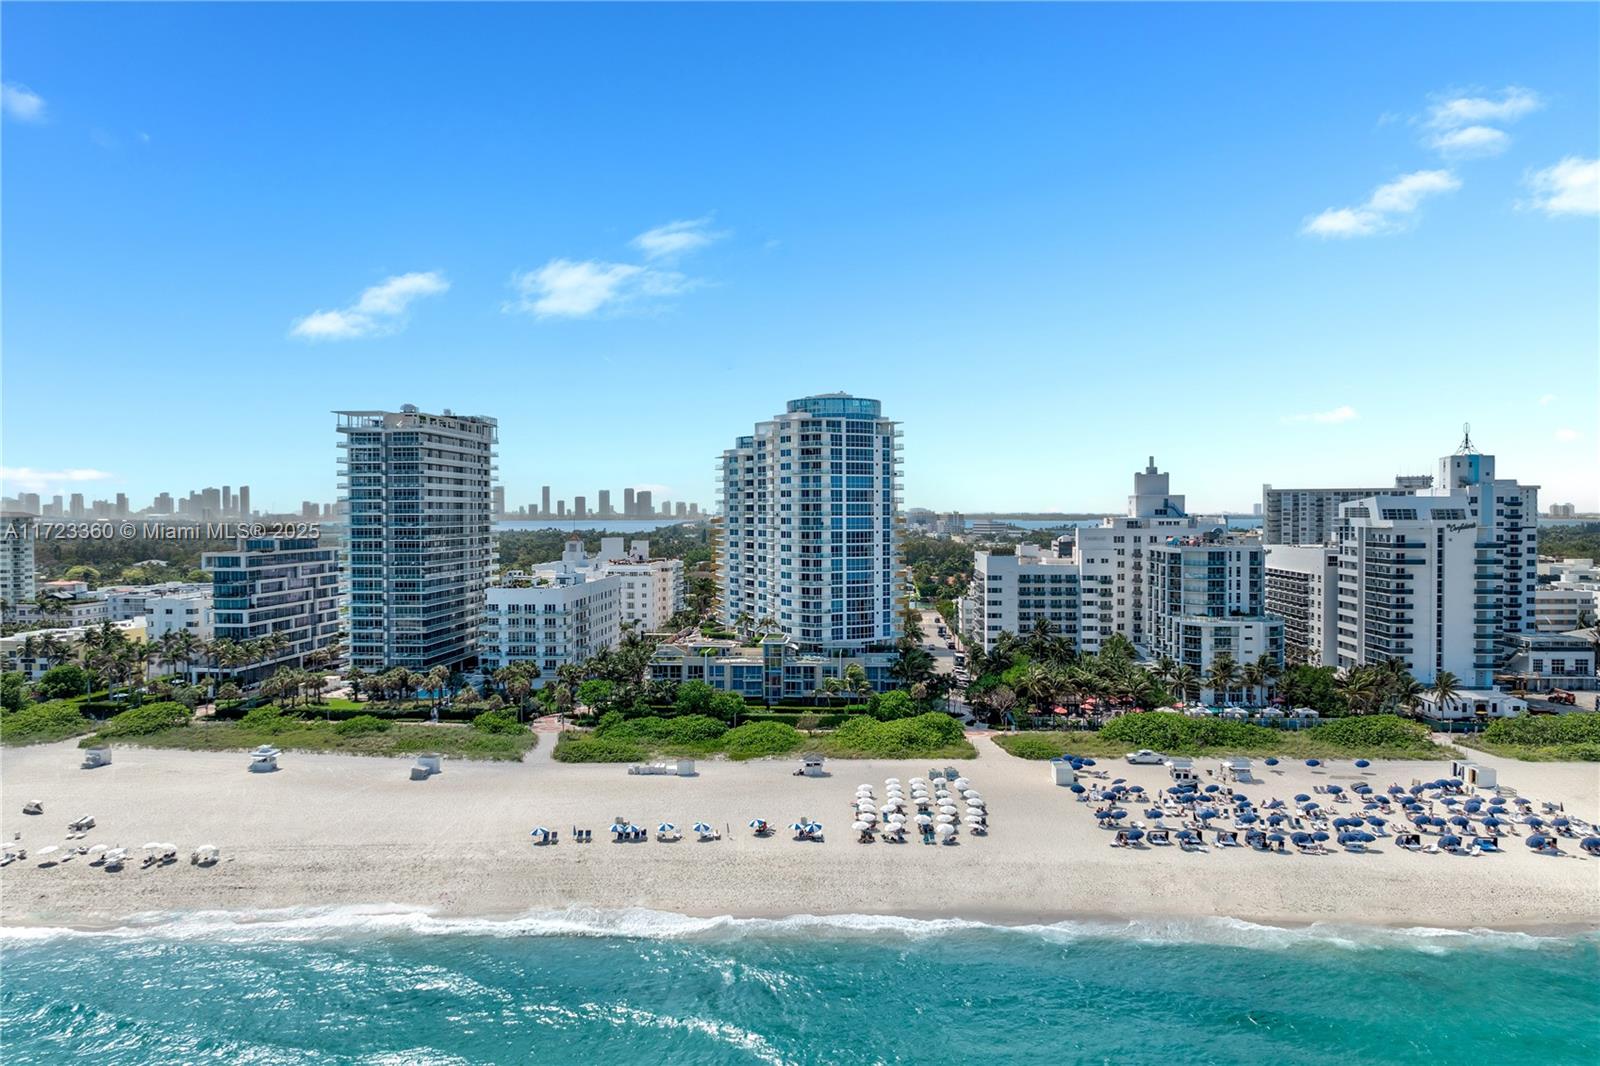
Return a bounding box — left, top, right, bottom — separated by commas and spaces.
945, 641, 957, 650
1125, 749, 1166, 765
1549, 690, 1576, 706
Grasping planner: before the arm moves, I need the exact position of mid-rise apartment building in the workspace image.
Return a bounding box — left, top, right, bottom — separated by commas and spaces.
1263, 544, 1340, 666
717, 393, 903, 651
146, 589, 216, 642
959, 544, 1081, 653
102, 582, 213, 622
1261, 476, 1431, 545
1535, 558, 1600, 632
1143, 534, 1283, 698
1, 512, 37, 623
337, 406, 497, 671
202, 536, 343, 686
479, 568, 621, 681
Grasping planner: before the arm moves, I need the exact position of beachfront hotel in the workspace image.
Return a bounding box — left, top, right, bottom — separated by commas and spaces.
715, 392, 904, 651
1263, 434, 1538, 687
479, 568, 622, 682
202, 537, 343, 686
336, 406, 498, 672
959, 543, 1082, 654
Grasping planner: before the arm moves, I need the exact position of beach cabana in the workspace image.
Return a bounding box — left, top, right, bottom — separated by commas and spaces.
191, 844, 221, 865
796, 754, 826, 778
1050, 758, 1077, 786
81, 747, 112, 769
249, 746, 280, 773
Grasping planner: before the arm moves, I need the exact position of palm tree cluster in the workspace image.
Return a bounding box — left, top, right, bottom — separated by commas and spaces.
1147, 651, 1280, 707
1334, 658, 1450, 718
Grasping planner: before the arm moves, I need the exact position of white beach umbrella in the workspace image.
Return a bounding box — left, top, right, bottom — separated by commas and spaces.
954, 778, 971, 790
885, 777, 901, 785
87, 844, 108, 855
935, 823, 956, 838
966, 799, 986, 810
916, 814, 933, 826
939, 804, 959, 815
889, 813, 907, 824
143, 842, 164, 850
857, 784, 874, 792
860, 811, 877, 823
880, 804, 898, 815
963, 790, 981, 800
936, 814, 956, 824
964, 815, 985, 826
37, 845, 60, 857
852, 821, 871, 832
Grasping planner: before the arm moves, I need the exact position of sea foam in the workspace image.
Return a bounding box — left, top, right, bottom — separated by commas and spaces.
3, 904, 1591, 954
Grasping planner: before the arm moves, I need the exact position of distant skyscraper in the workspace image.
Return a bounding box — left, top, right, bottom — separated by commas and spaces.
222, 486, 233, 514
598, 489, 612, 516
337, 406, 498, 671
238, 486, 250, 517
636, 490, 653, 517
541, 485, 551, 517
624, 487, 636, 518
717, 393, 903, 651
493, 486, 506, 516
115, 493, 129, 517
676, 501, 687, 518
69, 493, 84, 519
574, 496, 587, 519
557, 500, 566, 517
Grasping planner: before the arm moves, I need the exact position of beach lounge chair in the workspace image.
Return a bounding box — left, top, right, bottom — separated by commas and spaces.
1216, 830, 1240, 848
1147, 828, 1172, 846
22, 801, 42, 816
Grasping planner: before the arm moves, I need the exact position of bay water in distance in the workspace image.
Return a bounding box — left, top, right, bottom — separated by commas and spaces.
3, 908, 1596, 1064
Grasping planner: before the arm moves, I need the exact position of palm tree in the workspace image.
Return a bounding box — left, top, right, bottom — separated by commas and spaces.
1240, 661, 1265, 707
1337, 667, 1382, 716
1207, 654, 1240, 705
1430, 671, 1462, 718
1171, 664, 1200, 705
842, 663, 873, 703
1256, 653, 1280, 702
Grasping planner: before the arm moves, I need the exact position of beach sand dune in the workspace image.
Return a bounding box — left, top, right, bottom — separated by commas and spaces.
3, 737, 1596, 930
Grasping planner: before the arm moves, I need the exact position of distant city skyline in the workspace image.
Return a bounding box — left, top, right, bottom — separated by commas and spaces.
3, 5, 1596, 511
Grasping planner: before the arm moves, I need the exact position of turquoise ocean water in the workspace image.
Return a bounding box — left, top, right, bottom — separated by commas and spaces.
3, 908, 1596, 1065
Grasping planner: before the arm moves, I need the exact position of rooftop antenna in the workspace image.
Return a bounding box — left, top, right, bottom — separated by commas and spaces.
1456, 422, 1479, 455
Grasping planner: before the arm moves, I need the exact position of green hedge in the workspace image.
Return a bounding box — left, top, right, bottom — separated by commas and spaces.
734, 712, 853, 729
720, 721, 804, 759
333, 714, 392, 737
1483, 714, 1600, 746
94, 701, 193, 738
552, 733, 649, 763
1099, 712, 1280, 753
992, 734, 1077, 760
0, 700, 94, 745
1306, 715, 1433, 752
820, 713, 972, 759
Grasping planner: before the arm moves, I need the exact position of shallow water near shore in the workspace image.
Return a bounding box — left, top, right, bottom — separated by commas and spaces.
4, 908, 1597, 1064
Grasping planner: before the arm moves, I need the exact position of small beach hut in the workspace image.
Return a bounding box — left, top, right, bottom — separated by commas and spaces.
81, 747, 112, 769
1050, 758, 1078, 786
249, 745, 280, 773
797, 754, 826, 778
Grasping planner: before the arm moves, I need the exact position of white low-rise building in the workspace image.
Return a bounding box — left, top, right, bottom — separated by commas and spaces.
146, 589, 215, 641
649, 634, 898, 701
479, 569, 622, 682
1, 617, 147, 680
1535, 559, 1600, 632
103, 582, 212, 622
1501, 633, 1597, 691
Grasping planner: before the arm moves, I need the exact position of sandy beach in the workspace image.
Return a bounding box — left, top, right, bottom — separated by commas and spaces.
3, 735, 1597, 931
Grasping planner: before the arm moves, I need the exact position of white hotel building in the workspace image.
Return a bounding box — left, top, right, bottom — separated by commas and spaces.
1263, 544, 1340, 666
479, 569, 621, 682
716, 393, 904, 651
960, 543, 1081, 651
1144, 535, 1283, 698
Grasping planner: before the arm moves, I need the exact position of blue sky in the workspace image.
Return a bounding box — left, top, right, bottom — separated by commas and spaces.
3, 3, 1597, 514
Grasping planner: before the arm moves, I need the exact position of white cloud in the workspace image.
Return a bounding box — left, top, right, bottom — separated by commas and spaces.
631, 217, 724, 261
0, 467, 115, 494
1426, 87, 1543, 130
1, 82, 46, 122
1539, 394, 1556, 406
1427, 125, 1510, 158
1521, 157, 1600, 217
290, 271, 449, 340
505, 258, 692, 319
1555, 428, 1582, 442
1302, 170, 1460, 239
1281, 405, 1361, 426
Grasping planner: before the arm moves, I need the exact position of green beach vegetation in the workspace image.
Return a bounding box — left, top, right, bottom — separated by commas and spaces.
992, 712, 1448, 761
0, 699, 97, 745
553, 711, 975, 763
1459, 715, 1600, 762
66, 703, 537, 762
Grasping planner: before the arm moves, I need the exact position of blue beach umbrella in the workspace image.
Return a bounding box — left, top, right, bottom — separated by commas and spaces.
1177, 829, 1197, 841
658, 823, 676, 833
1446, 778, 1463, 788
1125, 827, 1145, 841
1450, 816, 1472, 828
1482, 816, 1502, 827
1291, 832, 1311, 845
1440, 835, 1463, 848
529, 827, 550, 838
1294, 794, 1311, 803
1409, 785, 1426, 795
1579, 836, 1600, 852
1146, 808, 1165, 819
1095, 810, 1114, 820
1327, 785, 1344, 795
806, 822, 823, 833
748, 819, 767, 828
693, 822, 713, 834
1237, 812, 1259, 824
1268, 813, 1287, 826
1464, 800, 1483, 813
609, 823, 629, 834
1267, 832, 1287, 843
1367, 817, 1387, 828
1306, 759, 1321, 767
1303, 802, 1321, 813
1070, 784, 1086, 794
1526, 835, 1548, 849
1111, 810, 1128, 820
1198, 808, 1219, 821
1081, 758, 1097, 767
1112, 778, 1126, 785
1364, 802, 1381, 811
1387, 784, 1403, 794
1526, 816, 1545, 829
1264, 758, 1279, 766
1354, 759, 1371, 768
1204, 784, 1221, 793
789, 821, 809, 831
1128, 785, 1145, 794
1554, 817, 1571, 828
1312, 831, 1329, 842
